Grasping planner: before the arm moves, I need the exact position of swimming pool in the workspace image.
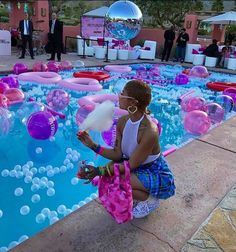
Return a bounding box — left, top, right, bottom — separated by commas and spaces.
0, 63, 236, 250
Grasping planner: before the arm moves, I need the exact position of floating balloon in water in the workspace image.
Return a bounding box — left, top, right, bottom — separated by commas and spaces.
189, 66, 209, 78
181, 96, 205, 112
36, 213, 46, 224
0, 108, 12, 136
20, 205, 30, 215
223, 87, 236, 104
47, 62, 59, 72
203, 102, 224, 124
46, 89, 70, 111
33, 62, 48, 72
105, 0, 143, 40
0, 94, 8, 108
1, 76, 19, 88
0, 81, 9, 93
215, 95, 234, 114
27, 111, 58, 140
14, 187, 23, 196
13, 63, 28, 75
59, 60, 72, 70
4, 88, 24, 105
184, 110, 211, 135
175, 74, 189, 85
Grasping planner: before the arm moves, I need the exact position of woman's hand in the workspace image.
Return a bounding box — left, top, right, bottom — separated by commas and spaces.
76, 131, 96, 149
77, 165, 99, 183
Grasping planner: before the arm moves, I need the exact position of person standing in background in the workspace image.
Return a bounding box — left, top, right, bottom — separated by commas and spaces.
47, 12, 63, 62
175, 28, 189, 63
161, 26, 175, 62
19, 13, 34, 59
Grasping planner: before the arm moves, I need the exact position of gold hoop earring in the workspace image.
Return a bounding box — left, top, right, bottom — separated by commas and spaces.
127, 106, 137, 114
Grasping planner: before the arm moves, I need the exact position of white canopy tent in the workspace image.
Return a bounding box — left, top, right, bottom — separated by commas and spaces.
202, 11, 236, 24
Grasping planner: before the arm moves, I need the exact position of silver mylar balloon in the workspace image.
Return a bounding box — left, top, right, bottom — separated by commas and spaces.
105, 0, 143, 40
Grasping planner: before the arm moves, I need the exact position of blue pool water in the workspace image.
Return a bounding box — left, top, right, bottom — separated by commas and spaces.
0, 63, 236, 250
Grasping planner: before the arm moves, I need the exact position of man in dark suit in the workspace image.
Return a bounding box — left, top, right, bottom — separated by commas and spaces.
19, 12, 34, 59
47, 12, 63, 62
161, 26, 176, 62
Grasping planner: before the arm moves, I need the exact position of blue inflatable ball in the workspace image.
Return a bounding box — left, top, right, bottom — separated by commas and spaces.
215, 95, 234, 114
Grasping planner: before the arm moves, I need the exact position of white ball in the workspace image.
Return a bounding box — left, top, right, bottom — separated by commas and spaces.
49, 216, 59, 225
14, 165, 21, 171
14, 187, 24, 197
36, 213, 46, 224
35, 147, 42, 154
0, 209, 3, 218
27, 161, 34, 167
57, 205, 66, 215
24, 176, 32, 184
8, 241, 19, 250
18, 235, 29, 243
20, 205, 30, 215
1, 169, 9, 177
9, 170, 17, 177
47, 170, 54, 177
38, 166, 46, 173
0, 246, 8, 252
47, 188, 55, 197
66, 148, 72, 153
31, 194, 41, 203
48, 210, 58, 219
71, 204, 79, 211
60, 166, 67, 173
41, 208, 50, 217
63, 159, 70, 165
31, 184, 40, 192
78, 201, 86, 207
71, 177, 79, 185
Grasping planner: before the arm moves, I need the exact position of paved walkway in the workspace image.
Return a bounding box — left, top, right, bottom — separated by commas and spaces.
1, 51, 236, 252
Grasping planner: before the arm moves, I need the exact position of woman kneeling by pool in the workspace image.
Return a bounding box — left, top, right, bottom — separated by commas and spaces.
77, 80, 175, 218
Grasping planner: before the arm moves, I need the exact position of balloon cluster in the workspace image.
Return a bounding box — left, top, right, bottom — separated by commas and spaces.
181, 93, 234, 135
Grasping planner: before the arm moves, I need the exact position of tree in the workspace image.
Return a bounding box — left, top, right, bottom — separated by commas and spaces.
211, 0, 224, 12
134, 0, 203, 28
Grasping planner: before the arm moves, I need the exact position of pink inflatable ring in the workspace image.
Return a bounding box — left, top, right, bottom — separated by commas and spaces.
78, 93, 127, 117
18, 72, 62, 84
58, 78, 102, 92
104, 65, 132, 73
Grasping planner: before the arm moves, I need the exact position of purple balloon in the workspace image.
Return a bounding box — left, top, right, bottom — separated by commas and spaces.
175, 74, 189, 85
223, 88, 236, 104
46, 89, 70, 111
1, 76, 19, 88
27, 111, 58, 140
47, 62, 59, 72
184, 110, 211, 135
13, 63, 28, 75
203, 102, 224, 124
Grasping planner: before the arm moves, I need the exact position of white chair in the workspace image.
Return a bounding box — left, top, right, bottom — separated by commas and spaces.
227, 58, 236, 70
118, 49, 129, 60
76, 35, 94, 56
95, 47, 106, 59
108, 48, 117, 60
139, 40, 157, 60
184, 44, 201, 63
193, 54, 205, 65
205, 56, 218, 67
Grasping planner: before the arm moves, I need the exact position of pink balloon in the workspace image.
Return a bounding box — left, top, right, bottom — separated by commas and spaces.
223, 88, 236, 104
33, 62, 48, 72
189, 66, 209, 78
0, 81, 10, 93
46, 89, 70, 111
181, 96, 205, 112
4, 88, 24, 105
13, 63, 28, 75
184, 110, 211, 135
203, 102, 224, 124
59, 60, 73, 70
0, 94, 8, 108
47, 62, 59, 72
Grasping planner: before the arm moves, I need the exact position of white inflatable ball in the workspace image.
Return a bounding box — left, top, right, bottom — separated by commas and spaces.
20, 205, 30, 215
78, 201, 86, 207
1, 169, 9, 177
47, 180, 54, 188
64, 209, 72, 216
71, 177, 79, 185
30, 167, 37, 175
9, 170, 17, 177
18, 235, 29, 243
57, 205, 66, 215
66, 147, 72, 154
14, 187, 24, 196
36, 213, 46, 224
27, 161, 34, 167
47, 188, 55, 197
38, 166, 46, 173
31, 184, 40, 192
35, 147, 43, 154
71, 204, 79, 211
49, 216, 59, 225
0, 246, 8, 252
16, 171, 24, 178
41, 208, 50, 217
8, 241, 19, 250
60, 166, 67, 173
32, 177, 40, 184
24, 176, 32, 184
31, 194, 41, 203
14, 165, 21, 171
48, 210, 58, 219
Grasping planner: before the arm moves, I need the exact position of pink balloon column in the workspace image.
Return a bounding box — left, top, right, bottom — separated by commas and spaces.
13, 63, 28, 75
203, 102, 224, 124
184, 110, 211, 135
33, 62, 48, 72
27, 111, 58, 140
1, 76, 19, 88
46, 89, 70, 111
181, 96, 205, 112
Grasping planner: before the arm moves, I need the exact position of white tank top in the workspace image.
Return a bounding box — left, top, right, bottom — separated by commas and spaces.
121, 115, 159, 164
